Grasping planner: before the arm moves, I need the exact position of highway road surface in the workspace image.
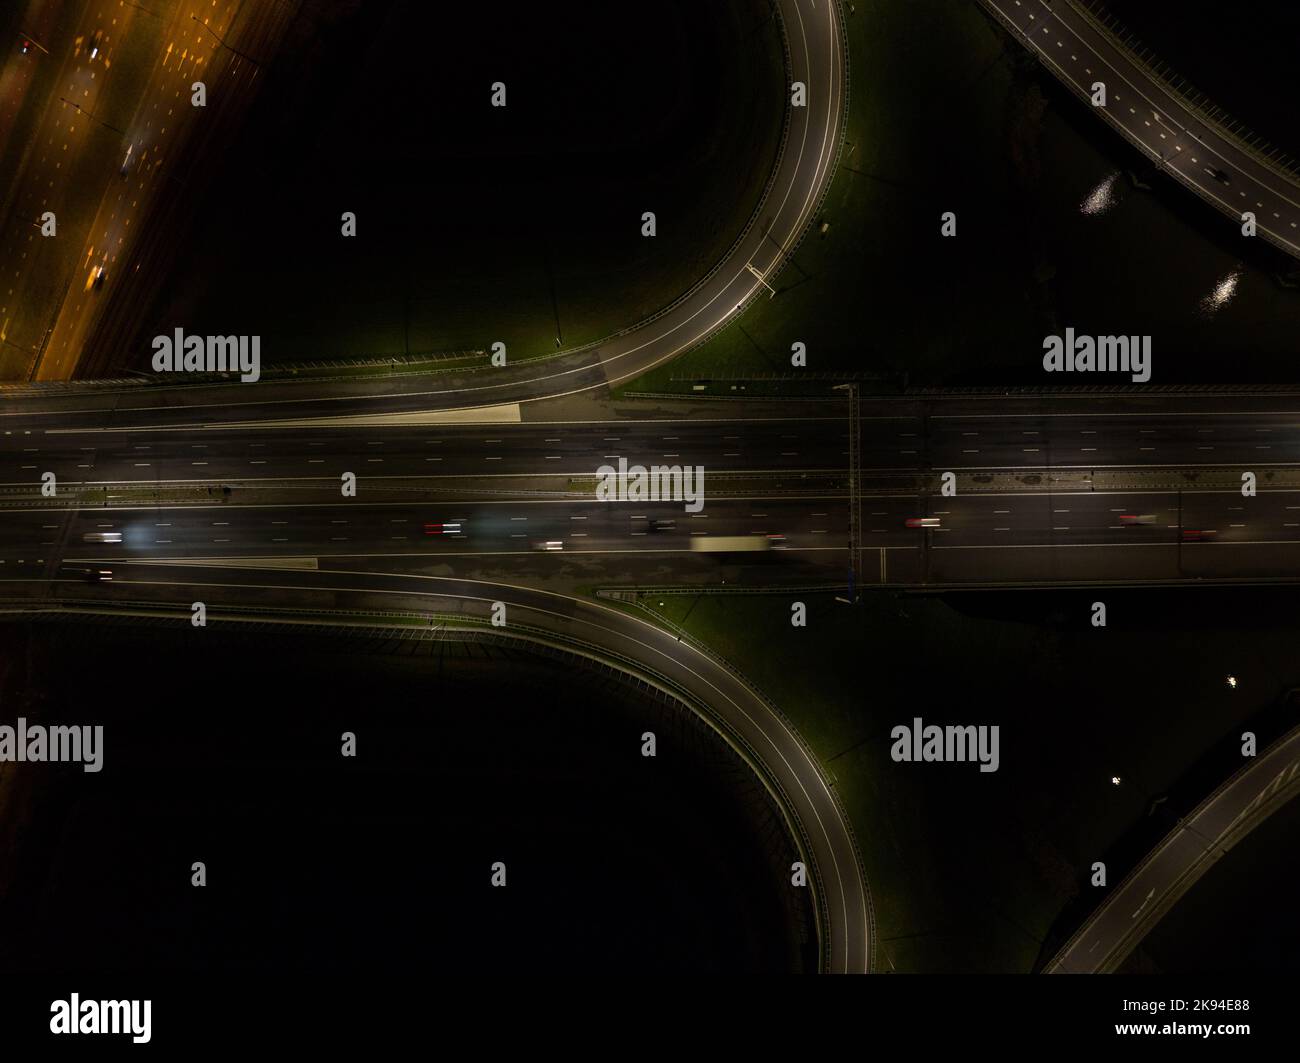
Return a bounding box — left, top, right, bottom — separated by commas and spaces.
980, 0, 1300, 258
9, 389, 1300, 976
10, 0, 1300, 970
0, 560, 875, 974
11, 389, 1300, 971
11, 0, 1299, 976
13, 397, 1300, 585
1045, 722, 1300, 973
0, 0, 292, 381
2, 0, 844, 391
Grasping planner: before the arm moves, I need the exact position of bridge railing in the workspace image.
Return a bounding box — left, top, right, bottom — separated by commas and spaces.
974, 0, 1300, 258
0, 348, 490, 395
0, 595, 844, 972
606, 585, 877, 973
1071, 0, 1300, 187
1043, 719, 1300, 973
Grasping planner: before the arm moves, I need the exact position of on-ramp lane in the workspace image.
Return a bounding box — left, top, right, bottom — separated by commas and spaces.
1045, 721, 1300, 973
1, 561, 876, 973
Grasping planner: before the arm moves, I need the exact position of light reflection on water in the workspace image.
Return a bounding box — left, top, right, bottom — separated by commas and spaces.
1080, 171, 1121, 216
1199, 269, 1241, 316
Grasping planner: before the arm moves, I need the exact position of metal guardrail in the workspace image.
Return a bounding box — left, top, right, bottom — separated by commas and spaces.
622, 390, 843, 403
0, 376, 150, 393
605, 580, 877, 973
669, 371, 898, 382
0, 350, 490, 395
591, 0, 799, 353
4, 4, 832, 393
904, 382, 1300, 396
272, 349, 487, 371
658, 0, 852, 367
597, 584, 845, 600
1073, 0, 1300, 185
1043, 719, 1300, 973
0, 594, 839, 971
975, 0, 1300, 259
633, 382, 1300, 403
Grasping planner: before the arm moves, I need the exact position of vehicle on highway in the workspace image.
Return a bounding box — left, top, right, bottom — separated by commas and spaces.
532, 540, 564, 551
646, 518, 676, 533
21, 38, 33, 54
93, 263, 106, 290
1205, 167, 1231, 185
905, 517, 941, 529
1182, 529, 1218, 542
88, 29, 103, 60
120, 142, 134, 176
87, 568, 113, 583
690, 535, 771, 552
83, 262, 106, 292
767, 533, 788, 549
82, 531, 122, 543
1119, 514, 1157, 525
423, 520, 464, 536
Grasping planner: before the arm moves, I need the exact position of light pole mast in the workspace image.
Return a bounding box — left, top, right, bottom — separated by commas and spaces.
835, 383, 862, 599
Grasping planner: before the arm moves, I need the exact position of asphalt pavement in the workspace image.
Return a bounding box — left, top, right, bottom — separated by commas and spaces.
1046, 722, 1300, 974
980, 0, 1300, 257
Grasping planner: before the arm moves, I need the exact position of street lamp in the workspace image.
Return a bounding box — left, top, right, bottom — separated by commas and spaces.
190, 14, 260, 67
59, 97, 126, 136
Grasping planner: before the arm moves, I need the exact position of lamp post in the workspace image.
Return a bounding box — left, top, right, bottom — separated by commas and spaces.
190, 13, 261, 68
59, 97, 126, 136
